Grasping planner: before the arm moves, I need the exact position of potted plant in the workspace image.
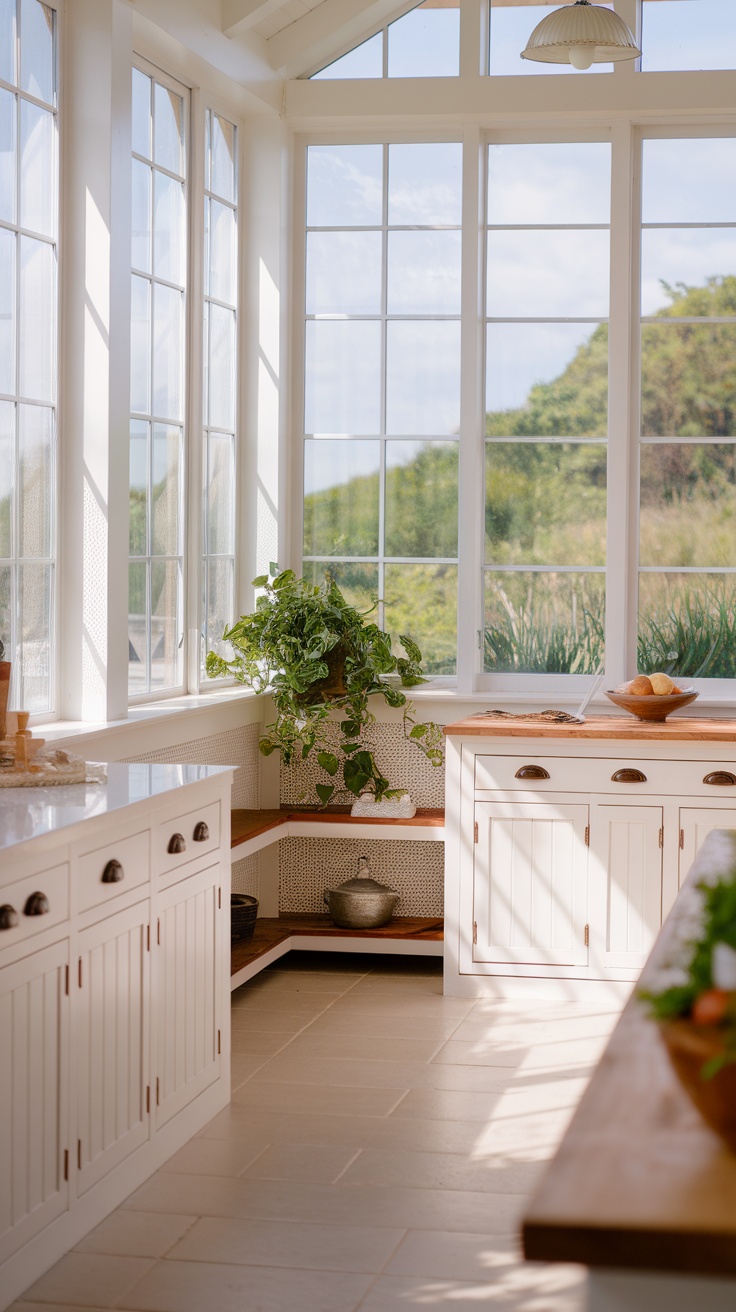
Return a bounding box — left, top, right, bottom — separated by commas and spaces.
206, 569, 444, 806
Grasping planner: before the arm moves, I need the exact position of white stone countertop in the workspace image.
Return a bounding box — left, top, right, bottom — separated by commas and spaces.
0, 761, 234, 854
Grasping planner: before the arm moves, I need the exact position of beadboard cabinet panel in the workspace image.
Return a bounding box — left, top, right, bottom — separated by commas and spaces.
593, 805, 663, 971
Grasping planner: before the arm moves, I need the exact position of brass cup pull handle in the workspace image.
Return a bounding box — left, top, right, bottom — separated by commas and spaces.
168, 832, 186, 854
24, 891, 50, 916
193, 821, 209, 842
102, 859, 124, 883
0, 904, 19, 930
611, 768, 647, 783
704, 771, 736, 786
514, 765, 550, 780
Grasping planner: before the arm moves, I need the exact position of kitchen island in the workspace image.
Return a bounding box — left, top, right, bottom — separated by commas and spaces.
0, 762, 233, 1311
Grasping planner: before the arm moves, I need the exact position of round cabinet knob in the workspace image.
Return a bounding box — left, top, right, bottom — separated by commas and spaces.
168, 832, 186, 854
703, 771, 736, 787
193, 821, 209, 842
102, 859, 124, 883
23, 891, 50, 916
0, 904, 19, 930
611, 768, 647, 783
514, 765, 550, 780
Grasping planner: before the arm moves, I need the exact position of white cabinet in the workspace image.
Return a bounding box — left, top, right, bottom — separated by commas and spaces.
473, 801, 589, 968
591, 804, 663, 971
679, 807, 736, 887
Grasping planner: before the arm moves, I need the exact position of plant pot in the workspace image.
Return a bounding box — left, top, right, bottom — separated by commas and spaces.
231, 893, 258, 944
294, 643, 347, 705
659, 1018, 736, 1150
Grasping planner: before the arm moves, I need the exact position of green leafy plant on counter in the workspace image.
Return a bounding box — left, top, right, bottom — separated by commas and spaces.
639, 875, 736, 1078
206, 568, 444, 806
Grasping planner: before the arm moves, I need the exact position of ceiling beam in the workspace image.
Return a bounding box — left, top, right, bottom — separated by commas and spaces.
267, 0, 409, 75
221, 0, 285, 37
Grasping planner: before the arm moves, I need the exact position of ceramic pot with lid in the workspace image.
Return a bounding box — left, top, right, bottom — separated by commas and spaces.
323, 856, 399, 929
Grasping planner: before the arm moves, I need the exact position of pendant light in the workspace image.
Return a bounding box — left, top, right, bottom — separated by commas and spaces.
521, 0, 641, 70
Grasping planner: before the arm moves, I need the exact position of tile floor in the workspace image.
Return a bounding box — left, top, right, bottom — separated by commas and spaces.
13, 953, 622, 1312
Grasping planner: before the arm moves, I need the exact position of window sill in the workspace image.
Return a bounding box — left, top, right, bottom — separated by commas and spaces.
33, 686, 263, 751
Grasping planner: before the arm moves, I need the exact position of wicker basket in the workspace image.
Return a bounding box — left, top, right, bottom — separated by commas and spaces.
231, 893, 259, 944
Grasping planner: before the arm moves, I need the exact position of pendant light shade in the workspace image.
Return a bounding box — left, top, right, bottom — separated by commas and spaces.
521, 1, 641, 68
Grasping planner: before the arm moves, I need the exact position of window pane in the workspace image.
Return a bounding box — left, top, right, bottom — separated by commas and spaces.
130, 274, 151, 415
152, 424, 181, 558
19, 0, 54, 105
207, 432, 235, 555
305, 320, 382, 434
150, 558, 182, 689
303, 560, 379, 612
385, 441, 458, 558
641, 323, 736, 437
0, 88, 16, 224
311, 33, 383, 80
132, 158, 151, 273
153, 83, 183, 177
488, 142, 611, 225
152, 282, 183, 421
132, 69, 151, 160
0, 0, 16, 85
387, 230, 461, 315
129, 419, 148, 557
17, 560, 51, 710
18, 402, 51, 558
0, 400, 13, 557
19, 235, 54, 403
128, 561, 147, 693
484, 571, 605, 674
0, 227, 15, 396
0, 566, 8, 652
485, 442, 606, 566
306, 145, 383, 227
490, 1, 613, 75
207, 198, 237, 305
207, 303, 236, 431
642, 0, 736, 71
306, 231, 382, 315
384, 563, 457, 674
205, 557, 234, 656
387, 3, 460, 78
486, 323, 608, 435
209, 113, 236, 203
388, 142, 462, 225
642, 139, 736, 224
638, 573, 736, 678
303, 439, 380, 557
20, 99, 55, 238
487, 230, 610, 318
386, 320, 461, 436
641, 232, 736, 317
640, 443, 736, 567
153, 171, 184, 285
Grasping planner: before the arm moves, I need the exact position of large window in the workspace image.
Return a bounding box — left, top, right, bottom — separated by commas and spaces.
0, 0, 57, 713
301, 141, 461, 674
129, 65, 188, 698
310, 2, 460, 79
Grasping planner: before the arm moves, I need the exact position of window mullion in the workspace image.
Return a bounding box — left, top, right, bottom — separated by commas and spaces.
458, 124, 482, 694
186, 87, 205, 694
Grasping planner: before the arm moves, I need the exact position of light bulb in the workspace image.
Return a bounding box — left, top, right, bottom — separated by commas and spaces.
569, 45, 595, 70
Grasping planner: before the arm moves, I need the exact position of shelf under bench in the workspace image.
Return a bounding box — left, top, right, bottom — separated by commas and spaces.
231, 806, 445, 856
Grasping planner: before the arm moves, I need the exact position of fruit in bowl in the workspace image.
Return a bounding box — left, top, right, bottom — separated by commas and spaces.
605, 672, 698, 721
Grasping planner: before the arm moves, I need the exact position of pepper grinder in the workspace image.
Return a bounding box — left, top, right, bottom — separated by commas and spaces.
14, 711, 31, 770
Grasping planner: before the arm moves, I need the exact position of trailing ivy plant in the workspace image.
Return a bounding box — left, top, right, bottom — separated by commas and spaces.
206, 569, 444, 806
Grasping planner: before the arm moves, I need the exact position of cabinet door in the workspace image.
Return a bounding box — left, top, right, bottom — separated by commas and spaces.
593, 805, 663, 971
155, 864, 222, 1130
75, 901, 150, 1195
473, 802, 589, 967
0, 939, 69, 1263
679, 808, 736, 888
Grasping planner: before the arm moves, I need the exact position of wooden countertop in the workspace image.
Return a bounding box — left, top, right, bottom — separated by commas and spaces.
522, 829, 736, 1278
444, 714, 736, 742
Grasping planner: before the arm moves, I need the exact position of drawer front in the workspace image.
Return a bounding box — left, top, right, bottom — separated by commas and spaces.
77, 830, 150, 913
473, 754, 728, 795
157, 798, 221, 875
0, 863, 69, 949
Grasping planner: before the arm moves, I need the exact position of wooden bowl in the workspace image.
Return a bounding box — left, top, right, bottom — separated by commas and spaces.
659, 1019, 736, 1151
604, 688, 698, 722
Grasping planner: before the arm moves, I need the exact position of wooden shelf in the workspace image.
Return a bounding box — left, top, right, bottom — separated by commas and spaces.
231, 806, 445, 856
230, 914, 444, 990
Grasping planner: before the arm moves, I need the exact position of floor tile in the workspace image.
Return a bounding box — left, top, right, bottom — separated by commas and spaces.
384, 1228, 521, 1280
158, 1136, 266, 1177
21, 1254, 156, 1308
166, 1214, 404, 1271
196, 1106, 489, 1156
73, 1212, 197, 1258
239, 1141, 360, 1183
121, 1259, 373, 1312
303, 1011, 464, 1040
268, 1032, 443, 1063
230, 1078, 408, 1117
246, 1054, 517, 1093
338, 1147, 545, 1195
354, 1267, 585, 1311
